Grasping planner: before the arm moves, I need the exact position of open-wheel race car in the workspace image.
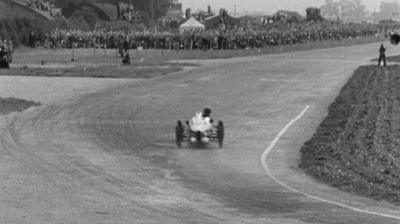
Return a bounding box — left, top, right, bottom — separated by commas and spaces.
175, 112, 224, 148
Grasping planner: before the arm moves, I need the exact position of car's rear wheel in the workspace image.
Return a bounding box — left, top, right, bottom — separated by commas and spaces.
175, 120, 184, 147
217, 121, 224, 148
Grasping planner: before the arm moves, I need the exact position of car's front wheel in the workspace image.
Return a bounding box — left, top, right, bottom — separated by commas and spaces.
217, 121, 224, 148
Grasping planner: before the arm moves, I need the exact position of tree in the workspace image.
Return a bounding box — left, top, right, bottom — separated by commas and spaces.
321, 0, 340, 20
306, 7, 324, 21
375, 1, 400, 22
217, 8, 229, 31
68, 6, 99, 29
339, 0, 368, 23
321, 0, 368, 23
81, 6, 99, 27
62, 1, 78, 18
185, 8, 191, 19
219, 9, 227, 18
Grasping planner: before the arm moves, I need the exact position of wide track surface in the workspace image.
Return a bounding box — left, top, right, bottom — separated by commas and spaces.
1, 43, 400, 223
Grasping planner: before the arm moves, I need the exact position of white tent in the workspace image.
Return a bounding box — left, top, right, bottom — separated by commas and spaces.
179, 17, 205, 34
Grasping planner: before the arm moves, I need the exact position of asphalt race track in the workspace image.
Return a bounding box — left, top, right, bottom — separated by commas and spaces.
2, 43, 400, 223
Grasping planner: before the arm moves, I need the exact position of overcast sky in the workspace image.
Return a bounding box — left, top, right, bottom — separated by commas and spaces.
179, 0, 393, 15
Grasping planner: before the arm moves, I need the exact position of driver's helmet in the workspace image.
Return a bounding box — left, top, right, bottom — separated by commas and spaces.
202, 107, 212, 117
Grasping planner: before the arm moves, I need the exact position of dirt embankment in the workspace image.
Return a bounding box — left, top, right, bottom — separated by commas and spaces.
300, 65, 400, 205
0, 97, 40, 115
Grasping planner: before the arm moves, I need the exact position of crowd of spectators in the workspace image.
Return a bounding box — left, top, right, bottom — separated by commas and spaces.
0, 39, 14, 68
26, 0, 51, 12
27, 21, 384, 52
0, 39, 14, 54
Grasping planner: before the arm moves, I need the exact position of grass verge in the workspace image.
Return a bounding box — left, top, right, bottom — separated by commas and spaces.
300, 65, 400, 205
0, 64, 184, 79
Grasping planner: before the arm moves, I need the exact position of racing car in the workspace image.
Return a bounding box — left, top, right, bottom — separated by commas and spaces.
175, 112, 224, 148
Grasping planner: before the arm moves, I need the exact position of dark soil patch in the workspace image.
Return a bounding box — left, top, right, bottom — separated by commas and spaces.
300, 65, 400, 205
0, 65, 182, 79
0, 97, 41, 115
383, 55, 400, 63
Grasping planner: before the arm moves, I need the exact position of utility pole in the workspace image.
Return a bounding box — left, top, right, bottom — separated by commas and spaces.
234, 4, 237, 17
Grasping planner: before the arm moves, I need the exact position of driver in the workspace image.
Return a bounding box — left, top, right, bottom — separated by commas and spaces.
187, 107, 214, 143
202, 107, 213, 123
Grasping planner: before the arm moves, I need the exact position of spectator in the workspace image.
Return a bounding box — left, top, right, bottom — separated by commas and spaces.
378, 43, 387, 67
29, 31, 36, 48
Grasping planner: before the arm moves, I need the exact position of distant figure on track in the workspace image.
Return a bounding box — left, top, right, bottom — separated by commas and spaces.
378, 43, 387, 67
122, 52, 130, 65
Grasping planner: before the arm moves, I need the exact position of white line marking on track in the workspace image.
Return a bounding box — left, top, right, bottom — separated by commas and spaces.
259, 78, 300, 83
261, 105, 400, 220
197, 76, 211, 82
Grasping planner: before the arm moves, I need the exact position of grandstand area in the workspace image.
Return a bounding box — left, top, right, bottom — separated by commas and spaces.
93, 2, 118, 20
0, 0, 51, 20
12, 0, 55, 20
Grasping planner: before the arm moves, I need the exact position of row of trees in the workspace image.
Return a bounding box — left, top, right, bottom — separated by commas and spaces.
321, 0, 368, 23
321, 0, 400, 23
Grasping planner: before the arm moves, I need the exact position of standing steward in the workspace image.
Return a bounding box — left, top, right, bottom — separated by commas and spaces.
378, 43, 387, 67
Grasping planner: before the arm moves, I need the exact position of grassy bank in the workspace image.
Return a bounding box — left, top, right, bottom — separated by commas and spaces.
300, 65, 400, 204
0, 97, 41, 115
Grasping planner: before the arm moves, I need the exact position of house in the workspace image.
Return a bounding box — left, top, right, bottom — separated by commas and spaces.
204, 13, 240, 30
165, 1, 183, 21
